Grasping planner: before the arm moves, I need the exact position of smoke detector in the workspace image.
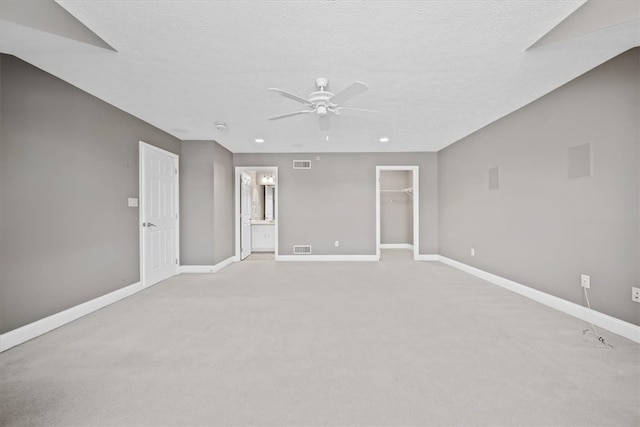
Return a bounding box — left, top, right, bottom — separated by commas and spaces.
215, 121, 227, 131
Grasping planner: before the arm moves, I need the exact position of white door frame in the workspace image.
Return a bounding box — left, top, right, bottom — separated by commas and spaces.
240, 171, 253, 260
376, 165, 419, 260
234, 166, 278, 261
139, 141, 180, 288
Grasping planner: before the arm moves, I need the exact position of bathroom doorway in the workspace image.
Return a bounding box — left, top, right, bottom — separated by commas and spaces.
234, 167, 278, 261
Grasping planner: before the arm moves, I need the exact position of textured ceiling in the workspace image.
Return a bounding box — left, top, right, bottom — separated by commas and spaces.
1, 0, 639, 153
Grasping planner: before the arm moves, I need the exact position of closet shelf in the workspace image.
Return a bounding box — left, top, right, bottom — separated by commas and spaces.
380, 187, 413, 198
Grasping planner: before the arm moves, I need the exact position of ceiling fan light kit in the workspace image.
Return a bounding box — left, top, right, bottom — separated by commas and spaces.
268, 77, 380, 131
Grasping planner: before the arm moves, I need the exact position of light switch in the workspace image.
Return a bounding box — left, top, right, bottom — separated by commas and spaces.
128, 198, 138, 207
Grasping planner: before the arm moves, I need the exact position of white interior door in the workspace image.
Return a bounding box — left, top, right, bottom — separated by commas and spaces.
141, 143, 178, 287
240, 172, 252, 260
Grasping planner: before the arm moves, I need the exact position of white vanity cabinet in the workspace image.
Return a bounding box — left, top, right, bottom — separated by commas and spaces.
251, 223, 275, 252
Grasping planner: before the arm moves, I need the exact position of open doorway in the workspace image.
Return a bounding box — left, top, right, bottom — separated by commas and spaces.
234, 167, 278, 261
376, 166, 419, 260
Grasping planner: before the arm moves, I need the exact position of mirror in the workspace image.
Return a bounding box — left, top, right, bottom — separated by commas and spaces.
250, 171, 276, 221
265, 186, 275, 220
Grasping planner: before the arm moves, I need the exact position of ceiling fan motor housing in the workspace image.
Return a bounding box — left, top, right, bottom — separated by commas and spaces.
309, 87, 334, 116
309, 90, 334, 103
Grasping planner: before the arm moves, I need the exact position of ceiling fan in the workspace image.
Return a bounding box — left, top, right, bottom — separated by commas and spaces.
267, 78, 380, 131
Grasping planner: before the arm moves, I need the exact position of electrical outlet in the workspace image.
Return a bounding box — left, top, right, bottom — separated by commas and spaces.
334, 240, 339, 247
581, 274, 590, 289
471, 248, 475, 256
632, 287, 640, 303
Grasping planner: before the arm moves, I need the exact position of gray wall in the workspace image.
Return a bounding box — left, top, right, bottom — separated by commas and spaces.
0, 55, 181, 333
212, 143, 234, 263
438, 48, 639, 326
180, 140, 234, 265
180, 141, 215, 264
234, 152, 438, 256
380, 170, 413, 244
0, 55, 4, 333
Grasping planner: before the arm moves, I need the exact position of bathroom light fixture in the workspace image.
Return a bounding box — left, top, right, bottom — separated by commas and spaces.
261, 175, 275, 185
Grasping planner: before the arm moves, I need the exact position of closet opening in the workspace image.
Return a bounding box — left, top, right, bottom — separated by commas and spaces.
376, 166, 419, 260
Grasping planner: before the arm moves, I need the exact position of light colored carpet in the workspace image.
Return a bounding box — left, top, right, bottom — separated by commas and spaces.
1, 250, 639, 426
245, 252, 275, 261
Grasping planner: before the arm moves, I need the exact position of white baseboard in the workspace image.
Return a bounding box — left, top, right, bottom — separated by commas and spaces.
380, 244, 414, 249
415, 254, 439, 261
180, 256, 235, 273
276, 254, 378, 262
1, 255, 236, 353
437, 256, 640, 344
0, 281, 143, 353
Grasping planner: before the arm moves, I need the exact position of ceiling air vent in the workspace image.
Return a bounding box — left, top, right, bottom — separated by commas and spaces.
293, 245, 312, 255
293, 160, 311, 169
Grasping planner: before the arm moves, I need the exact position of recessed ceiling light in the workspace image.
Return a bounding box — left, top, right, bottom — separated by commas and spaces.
255, 138, 264, 143
379, 137, 389, 143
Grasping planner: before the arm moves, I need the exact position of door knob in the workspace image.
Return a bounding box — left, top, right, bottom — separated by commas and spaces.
143, 222, 157, 227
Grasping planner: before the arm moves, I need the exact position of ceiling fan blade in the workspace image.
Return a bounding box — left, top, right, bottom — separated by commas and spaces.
268, 88, 312, 105
329, 81, 368, 104
334, 106, 382, 115
319, 115, 331, 131
267, 110, 314, 121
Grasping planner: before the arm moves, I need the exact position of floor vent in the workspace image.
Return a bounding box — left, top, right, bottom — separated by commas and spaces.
293, 160, 311, 169
293, 245, 312, 254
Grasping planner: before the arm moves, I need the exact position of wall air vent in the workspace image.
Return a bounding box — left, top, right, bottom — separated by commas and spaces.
293, 245, 312, 254
568, 143, 591, 179
488, 167, 500, 190
293, 160, 311, 169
